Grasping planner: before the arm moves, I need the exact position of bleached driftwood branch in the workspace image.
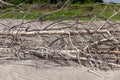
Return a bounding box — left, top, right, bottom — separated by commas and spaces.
0, 47, 119, 67
0, 0, 14, 8
0, 47, 119, 55
83, 38, 114, 50
0, 30, 119, 36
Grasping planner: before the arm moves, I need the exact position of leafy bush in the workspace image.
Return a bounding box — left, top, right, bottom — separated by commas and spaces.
5, 0, 24, 4
4, 0, 38, 4
4, 0, 103, 5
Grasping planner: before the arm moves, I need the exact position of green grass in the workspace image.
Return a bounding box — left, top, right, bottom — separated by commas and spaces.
0, 10, 43, 20
0, 3, 120, 21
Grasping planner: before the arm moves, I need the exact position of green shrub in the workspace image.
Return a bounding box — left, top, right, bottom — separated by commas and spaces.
5, 0, 39, 4
6, 0, 24, 4
4, 0, 103, 5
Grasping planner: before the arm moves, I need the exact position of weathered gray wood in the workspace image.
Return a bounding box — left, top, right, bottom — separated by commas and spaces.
0, 30, 119, 36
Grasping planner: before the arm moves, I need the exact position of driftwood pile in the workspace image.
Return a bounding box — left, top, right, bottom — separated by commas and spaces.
0, 20, 120, 69
0, 0, 120, 70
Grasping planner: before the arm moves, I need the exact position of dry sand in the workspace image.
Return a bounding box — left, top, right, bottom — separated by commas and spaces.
0, 60, 119, 80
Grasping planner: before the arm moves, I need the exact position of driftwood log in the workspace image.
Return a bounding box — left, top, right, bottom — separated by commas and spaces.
0, 30, 119, 36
